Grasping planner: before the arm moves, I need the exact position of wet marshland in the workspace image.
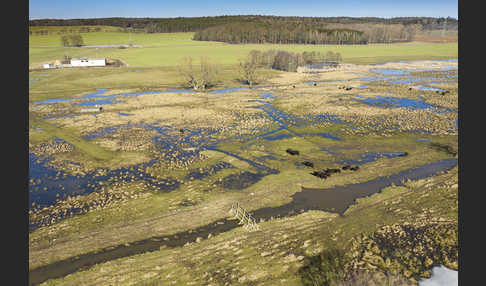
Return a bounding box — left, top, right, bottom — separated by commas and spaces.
29, 59, 458, 284
29, 157, 457, 285
29, 60, 457, 227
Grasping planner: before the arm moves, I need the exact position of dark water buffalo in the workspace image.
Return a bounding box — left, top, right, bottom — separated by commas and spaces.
302, 161, 314, 168
286, 149, 300, 155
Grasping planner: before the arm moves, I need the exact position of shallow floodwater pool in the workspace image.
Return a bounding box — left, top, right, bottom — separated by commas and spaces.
355, 95, 454, 112
370, 68, 410, 75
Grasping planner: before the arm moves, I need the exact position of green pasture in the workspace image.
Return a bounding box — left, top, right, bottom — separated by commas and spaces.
29, 30, 458, 68
28, 65, 279, 103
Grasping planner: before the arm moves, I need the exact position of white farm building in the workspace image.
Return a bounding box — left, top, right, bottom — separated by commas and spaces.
70, 58, 106, 67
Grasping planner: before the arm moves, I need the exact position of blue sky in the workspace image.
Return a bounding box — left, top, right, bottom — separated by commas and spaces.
29, 0, 458, 20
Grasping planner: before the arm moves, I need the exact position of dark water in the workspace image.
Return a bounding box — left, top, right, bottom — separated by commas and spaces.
29, 153, 179, 225
251, 157, 457, 217
29, 158, 457, 285
29, 83, 442, 231
29, 218, 241, 286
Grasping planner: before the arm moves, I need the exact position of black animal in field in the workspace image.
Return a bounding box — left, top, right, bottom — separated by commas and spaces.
286, 148, 300, 155
325, 168, 341, 174
302, 161, 314, 168
311, 170, 329, 179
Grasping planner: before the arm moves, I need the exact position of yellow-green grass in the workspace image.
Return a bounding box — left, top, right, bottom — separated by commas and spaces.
29, 31, 197, 48
29, 30, 457, 68
30, 131, 456, 262
28, 64, 280, 103
30, 115, 115, 161
35, 163, 457, 285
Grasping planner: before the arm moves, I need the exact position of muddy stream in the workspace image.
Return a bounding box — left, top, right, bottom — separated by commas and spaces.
29, 158, 457, 285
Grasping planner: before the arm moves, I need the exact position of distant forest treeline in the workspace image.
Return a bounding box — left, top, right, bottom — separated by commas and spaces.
193, 21, 421, 44
29, 15, 458, 32
30, 15, 457, 44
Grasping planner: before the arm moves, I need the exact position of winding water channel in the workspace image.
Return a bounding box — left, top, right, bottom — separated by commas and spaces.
29, 158, 457, 285
29, 68, 457, 228
29, 61, 458, 284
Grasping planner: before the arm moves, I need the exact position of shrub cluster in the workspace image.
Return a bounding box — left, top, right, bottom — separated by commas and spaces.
246, 49, 342, 72
60, 34, 84, 47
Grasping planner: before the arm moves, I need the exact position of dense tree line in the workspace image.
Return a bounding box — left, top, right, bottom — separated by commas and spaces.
193, 22, 368, 44
192, 21, 422, 44
242, 49, 342, 72
30, 27, 104, 36
29, 15, 458, 33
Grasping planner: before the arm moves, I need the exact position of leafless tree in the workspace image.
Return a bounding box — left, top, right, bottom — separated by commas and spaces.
238, 54, 260, 87
178, 56, 218, 90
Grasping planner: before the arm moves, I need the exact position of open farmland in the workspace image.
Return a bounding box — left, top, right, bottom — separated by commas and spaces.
29, 27, 458, 286
29, 31, 457, 68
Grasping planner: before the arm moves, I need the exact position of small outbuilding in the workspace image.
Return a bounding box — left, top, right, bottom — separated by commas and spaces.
71, 58, 106, 67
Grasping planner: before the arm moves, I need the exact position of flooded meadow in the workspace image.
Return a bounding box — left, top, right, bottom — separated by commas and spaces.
29, 59, 458, 285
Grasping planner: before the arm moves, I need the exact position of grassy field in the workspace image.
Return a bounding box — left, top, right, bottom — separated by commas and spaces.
29, 31, 458, 68
33, 162, 458, 285
28, 27, 458, 285
29, 29, 457, 103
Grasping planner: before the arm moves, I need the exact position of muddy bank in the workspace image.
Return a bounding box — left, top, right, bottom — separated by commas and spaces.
251, 158, 457, 218
29, 158, 456, 285
29, 218, 240, 286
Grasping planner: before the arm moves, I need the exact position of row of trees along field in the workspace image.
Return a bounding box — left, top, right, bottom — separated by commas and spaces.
29, 27, 104, 35
60, 34, 84, 47
29, 15, 457, 33
178, 50, 342, 89
193, 21, 422, 44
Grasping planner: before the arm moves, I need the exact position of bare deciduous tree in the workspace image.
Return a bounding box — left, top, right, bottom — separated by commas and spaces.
178, 56, 218, 90
238, 54, 259, 87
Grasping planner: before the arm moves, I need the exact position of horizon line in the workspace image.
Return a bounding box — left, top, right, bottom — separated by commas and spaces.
28, 14, 458, 21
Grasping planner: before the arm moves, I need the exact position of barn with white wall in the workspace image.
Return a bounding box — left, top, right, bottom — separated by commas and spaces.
70, 58, 106, 67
